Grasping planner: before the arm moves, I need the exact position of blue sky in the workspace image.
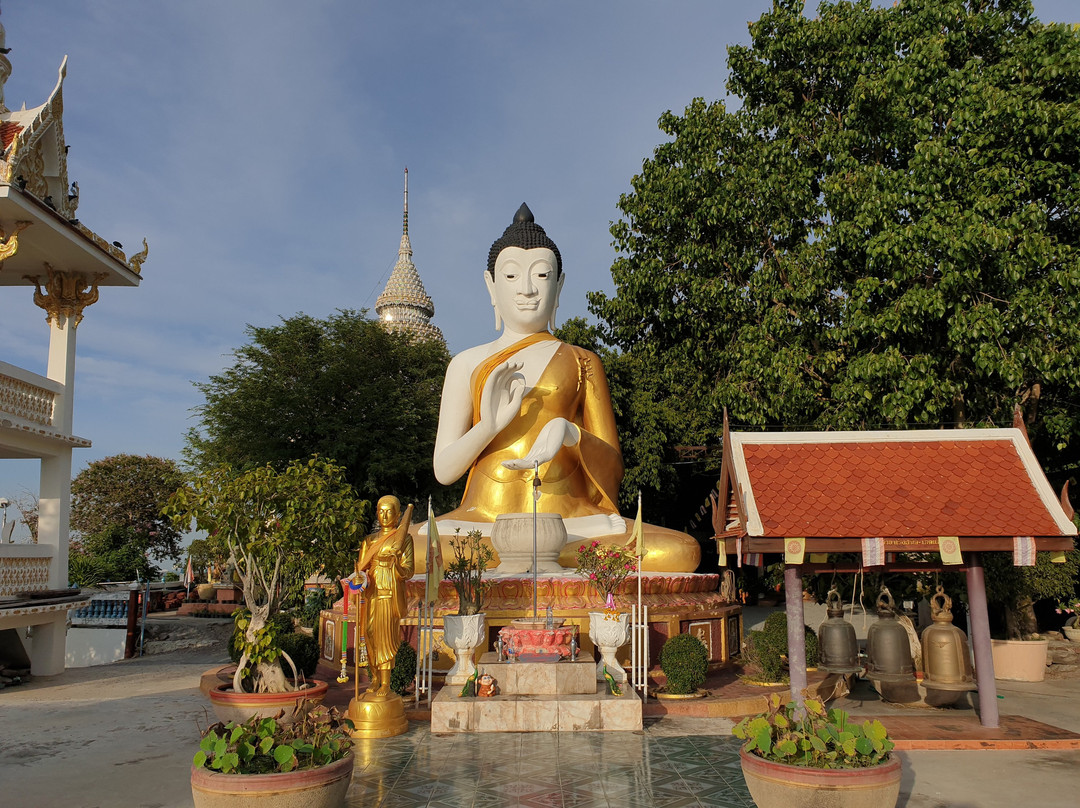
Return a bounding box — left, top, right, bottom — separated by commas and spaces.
1, 1, 1077, 545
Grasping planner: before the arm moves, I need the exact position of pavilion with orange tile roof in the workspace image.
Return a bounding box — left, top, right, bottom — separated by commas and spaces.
715, 412, 1077, 727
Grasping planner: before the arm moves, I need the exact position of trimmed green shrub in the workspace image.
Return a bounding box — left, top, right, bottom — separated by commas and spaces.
745, 611, 819, 682
277, 631, 319, 677
660, 633, 709, 694
390, 640, 417, 696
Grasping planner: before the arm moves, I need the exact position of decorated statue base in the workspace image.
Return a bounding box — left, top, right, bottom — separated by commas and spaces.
347, 692, 408, 739
499, 624, 578, 660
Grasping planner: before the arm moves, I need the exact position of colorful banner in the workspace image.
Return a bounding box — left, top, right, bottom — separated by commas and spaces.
1012, 536, 1036, 567
938, 536, 963, 565
784, 537, 806, 565
861, 537, 885, 567
425, 499, 444, 604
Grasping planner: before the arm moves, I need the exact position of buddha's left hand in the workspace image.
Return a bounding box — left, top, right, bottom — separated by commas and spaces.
501, 418, 580, 470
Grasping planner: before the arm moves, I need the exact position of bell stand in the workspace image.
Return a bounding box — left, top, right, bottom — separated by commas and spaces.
780, 556, 1000, 728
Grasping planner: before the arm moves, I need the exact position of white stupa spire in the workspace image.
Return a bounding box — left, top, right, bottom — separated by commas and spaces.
375, 167, 443, 343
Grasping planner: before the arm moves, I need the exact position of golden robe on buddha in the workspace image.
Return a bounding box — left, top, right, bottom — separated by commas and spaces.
440, 333, 621, 522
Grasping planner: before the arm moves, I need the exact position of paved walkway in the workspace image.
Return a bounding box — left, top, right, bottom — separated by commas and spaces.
2, 622, 1079, 807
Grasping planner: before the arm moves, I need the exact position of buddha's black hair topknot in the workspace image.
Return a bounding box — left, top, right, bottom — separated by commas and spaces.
486, 202, 562, 277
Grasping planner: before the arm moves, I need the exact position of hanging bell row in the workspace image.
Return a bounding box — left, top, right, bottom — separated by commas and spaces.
817, 587, 862, 675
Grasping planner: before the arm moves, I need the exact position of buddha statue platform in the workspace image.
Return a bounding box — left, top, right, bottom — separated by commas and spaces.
317, 571, 741, 673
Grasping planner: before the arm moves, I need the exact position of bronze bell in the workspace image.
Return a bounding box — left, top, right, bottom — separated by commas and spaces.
866, 587, 915, 682
818, 587, 862, 675
922, 585, 977, 691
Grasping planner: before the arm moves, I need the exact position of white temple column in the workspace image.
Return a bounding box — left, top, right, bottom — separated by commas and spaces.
32, 313, 77, 675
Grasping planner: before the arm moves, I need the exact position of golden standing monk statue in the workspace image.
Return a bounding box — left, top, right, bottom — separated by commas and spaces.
348, 494, 413, 738
429, 204, 700, 573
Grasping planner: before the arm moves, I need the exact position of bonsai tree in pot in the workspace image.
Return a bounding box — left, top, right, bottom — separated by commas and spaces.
191, 705, 354, 808
166, 457, 369, 694
733, 693, 899, 808
982, 548, 1080, 638
442, 528, 493, 686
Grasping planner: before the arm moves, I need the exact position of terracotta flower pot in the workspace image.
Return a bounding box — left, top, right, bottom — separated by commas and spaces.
207, 680, 328, 725
739, 746, 901, 808
191, 751, 353, 808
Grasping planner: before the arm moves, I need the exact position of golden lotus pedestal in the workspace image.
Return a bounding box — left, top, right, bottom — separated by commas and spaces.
347, 693, 408, 739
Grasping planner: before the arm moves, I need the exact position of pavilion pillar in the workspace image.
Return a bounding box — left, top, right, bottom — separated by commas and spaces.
784, 564, 807, 710
965, 552, 999, 728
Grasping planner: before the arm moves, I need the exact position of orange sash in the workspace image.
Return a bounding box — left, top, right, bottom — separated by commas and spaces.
469, 332, 558, 426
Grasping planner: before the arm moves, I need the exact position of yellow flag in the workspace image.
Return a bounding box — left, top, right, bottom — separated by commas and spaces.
425, 499, 444, 604
717, 538, 727, 567
784, 537, 806, 565
809, 553, 829, 564
1050, 550, 1067, 564
938, 536, 964, 565
627, 491, 645, 558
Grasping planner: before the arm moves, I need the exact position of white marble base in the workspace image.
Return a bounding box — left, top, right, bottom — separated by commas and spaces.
430, 683, 642, 733
477, 652, 595, 695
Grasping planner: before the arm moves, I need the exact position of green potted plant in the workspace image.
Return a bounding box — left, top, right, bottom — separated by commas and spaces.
190, 704, 354, 808
657, 633, 709, 697
1057, 596, 1080, 641
576, 539, 637, 683
733, 694, 900, 808
165, 457, 369, 718
982, 549, 1080, 681
442, 528, 493, 686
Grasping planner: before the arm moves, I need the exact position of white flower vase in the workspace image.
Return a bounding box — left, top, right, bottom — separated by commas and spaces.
443, 613, 486, 687
588, 610, 630, 683
1064, 616, 1080, 642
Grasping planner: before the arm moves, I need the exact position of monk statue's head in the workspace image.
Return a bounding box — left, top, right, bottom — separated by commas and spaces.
484, 203, 565, 333
376, 495, 401, 529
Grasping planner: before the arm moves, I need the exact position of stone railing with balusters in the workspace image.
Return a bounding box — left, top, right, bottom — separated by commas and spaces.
0, 361, 59, 428
0, 543, 54, 596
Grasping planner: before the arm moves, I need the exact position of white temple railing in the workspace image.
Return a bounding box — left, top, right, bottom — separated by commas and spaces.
630, 603, 650, 702
0, 361, 58, 427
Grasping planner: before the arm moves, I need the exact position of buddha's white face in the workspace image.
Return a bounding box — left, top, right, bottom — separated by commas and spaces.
485, 246, 564, 334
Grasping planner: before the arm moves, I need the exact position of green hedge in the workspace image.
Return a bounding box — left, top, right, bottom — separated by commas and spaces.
659, 633, 709, 694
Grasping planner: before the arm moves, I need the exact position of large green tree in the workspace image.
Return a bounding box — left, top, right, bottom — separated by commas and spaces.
69, 454, 188, 579
592, 0, 1080, 487
185, 310, 453, 509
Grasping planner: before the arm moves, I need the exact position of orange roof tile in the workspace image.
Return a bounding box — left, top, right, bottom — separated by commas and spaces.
1, 121, 23, 150
734, 432, 1071, 538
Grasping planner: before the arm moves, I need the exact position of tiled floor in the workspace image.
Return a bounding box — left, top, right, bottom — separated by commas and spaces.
346, 721, 755, 808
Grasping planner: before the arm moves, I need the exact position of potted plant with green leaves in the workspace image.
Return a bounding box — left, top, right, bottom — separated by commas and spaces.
166, 457, 369, 720
982, 549, 1080, 681
442, 528, 493, 687
733, 694, 900, 808
576, 539, 637, 683
1057, 596, 1080, 641
190, 704, 354, 808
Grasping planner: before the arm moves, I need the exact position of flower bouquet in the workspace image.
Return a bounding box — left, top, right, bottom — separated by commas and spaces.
575, 540, 637, 610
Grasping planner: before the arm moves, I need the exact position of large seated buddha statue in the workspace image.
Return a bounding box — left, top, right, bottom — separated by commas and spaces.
425, 204, 700, 574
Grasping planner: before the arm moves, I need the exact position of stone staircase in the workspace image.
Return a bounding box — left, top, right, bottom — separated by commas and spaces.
430, 652, 642, 732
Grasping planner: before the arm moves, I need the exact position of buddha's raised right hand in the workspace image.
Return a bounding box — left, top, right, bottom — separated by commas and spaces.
478, 360, 525, 438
